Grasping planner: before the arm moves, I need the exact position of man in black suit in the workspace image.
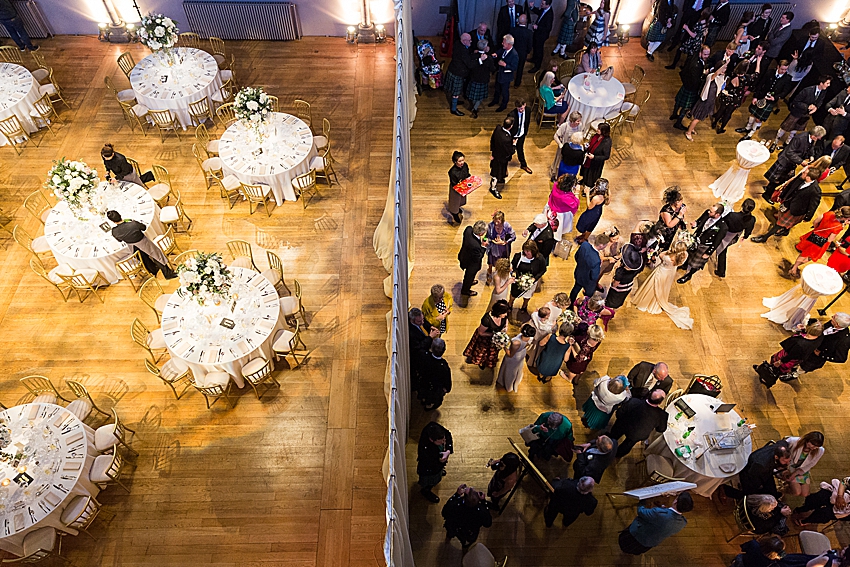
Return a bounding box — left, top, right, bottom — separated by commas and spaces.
788, 27, 826, 77
508, 99, 533, 174
822, 86, 850, 144
489, 116, 515, 198
677, 203, 728, 284
497, 0, 524, 45
753, 158, 823, 242
799, 313, 850, 375
509, 14, 534, 87
764, 11, 795, 65
747, 4, 773, 44
627, 362, 673, 399
458, 221, 488, 296
608, 389, 668, 458
742, 41, 769, 78
703, 0, 731, 48
444, 33, 474, 117
527, 0, 554, 73
738, 59, 793, 141
489, 35, 519, 112
468, 22, 494, 54
762, 126, 824, 202
670, 45, 710, 130
573, 435, 617, 482
731, 440, 791, 499
524, 214, 556, 263
820, 137, 850, 189
543, 476, 598, 528
408, 307, 439, 391
770, 76, 831, 152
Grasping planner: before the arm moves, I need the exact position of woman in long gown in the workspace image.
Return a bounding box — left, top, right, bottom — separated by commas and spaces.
574, 178, 610, 244
535, 322, 577, 383
546, 174, 580, 242
463, 300, 511, 369
496, 324, 536, 393
488, 258, 514, 311
581, 374, 630, 430
656, 186, 687, 251
631, 241, 694, 330
447, 151, 471, 224
525, 305, 558, 373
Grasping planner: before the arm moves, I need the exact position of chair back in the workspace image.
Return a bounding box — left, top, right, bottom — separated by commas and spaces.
0, 45, 23, 64
106, 408, 132, 446
573, 48, 586, 68
31, 50, 47, 70
126, 157, 143, 181
151, 164, 170, 187
173, 249, 200, 268
240, 183, 268, 202
628, 90, 651, 124
557, 59, 576, 82
188, 97, 213, 124
31, 93, 56, 120
179, 32, 201, 49
293, 99, 312, 127
661, 388, 685, 409
117, 52, 136, 79
103, 75, 120, 97
209, 36, 225, 56
149, 109, 178, 129
20, 375, 60, 397
267, 94, 279, 112
195, 122, 211, 148
213, 79, 235, 105
734, 496, 757, 533
155, 226, 179, 256
267, 251, 284, 278
143, 358, 162, 379
103, 448, 126, 481
321, 117, 331, 139
139, 277, 165, 310
131, 318, 154, 353
243, 358, 272, 385
12, 225, 36, 255
30, 257, 68, 297
216, 101, 237, 127
63, 496, 100, 532
65, 379, 94, 403
115, 250, 151, 280
292, 169, 317, 194
0, 115, 28, 147
24, 191, 51, 224
226, 239, 254, 263
630, 64, 646, 88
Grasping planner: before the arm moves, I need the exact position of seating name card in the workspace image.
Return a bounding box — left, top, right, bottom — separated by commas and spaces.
219, 318, 235, 329
13, 472, 33, 487
99, 222, 111, 233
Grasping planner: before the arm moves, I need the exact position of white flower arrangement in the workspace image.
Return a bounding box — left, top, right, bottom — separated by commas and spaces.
233, 87, 272, 125
138, 13, 179, 51
515, 273, 537, 292
491, 331, 511, 349
673, 229, 697, 250
0, 423, 10, 450
45, 158, 99, 211
557, 309, 580, 327
176, 252, 233, 305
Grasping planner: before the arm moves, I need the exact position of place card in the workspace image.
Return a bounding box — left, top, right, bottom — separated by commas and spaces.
62, 461, 81, 471
219, 318, 235, 329
13, 473, 32, 487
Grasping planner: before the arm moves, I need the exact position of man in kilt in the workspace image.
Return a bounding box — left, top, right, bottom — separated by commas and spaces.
645, 0, 677, 62
752, 162, 823, 243
768, 75, 831, 152
551, 0, 579, 58
677, 203, 727, 284
760, 125, 823, 203
670, 44, 710, 131
444, 33, 474, 117
737, 59, 793, 142
466, 40, 494, 119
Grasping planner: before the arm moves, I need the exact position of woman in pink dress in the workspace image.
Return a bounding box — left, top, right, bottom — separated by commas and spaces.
546, 173, 580, 242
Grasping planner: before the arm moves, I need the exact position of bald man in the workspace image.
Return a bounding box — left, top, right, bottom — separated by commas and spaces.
444, 33, 474, 116
627, 361, 673, 399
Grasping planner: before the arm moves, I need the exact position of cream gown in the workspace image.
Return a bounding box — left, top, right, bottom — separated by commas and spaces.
631, 254, 694, 330
496, 335, 529, 392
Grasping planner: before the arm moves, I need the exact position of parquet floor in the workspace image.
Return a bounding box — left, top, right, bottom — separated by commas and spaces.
407, 40, 850, 566
0, 37, 394, 566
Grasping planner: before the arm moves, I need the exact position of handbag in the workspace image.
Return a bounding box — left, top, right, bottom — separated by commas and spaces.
519, 424, 539, 444
553, 238, 574, 259
755, 361, 779, 387
806, 233, 828, 247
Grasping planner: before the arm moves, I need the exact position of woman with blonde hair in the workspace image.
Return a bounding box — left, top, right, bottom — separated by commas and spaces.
550, 112, 583, 180
422, 284, 453, 335
789, 206, 850, 277
631, 240, 694, 329
592, 226, 621, 276
539, 71, 569, 124
565, 323, 605, 384
745, 494, 792, 535
488, 258, 514, 311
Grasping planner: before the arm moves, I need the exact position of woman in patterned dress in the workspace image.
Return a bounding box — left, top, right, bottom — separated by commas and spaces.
564, 324, 605, 384
712, 61, 754, 134
463, 300, 510, 369
422, 284, 453, 335
656, 186, 687, 251
584, 1, 610, 47
667, 8, 709, 69
485, 211, 517, 283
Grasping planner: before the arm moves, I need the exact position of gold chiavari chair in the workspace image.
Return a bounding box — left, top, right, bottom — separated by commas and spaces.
29, 93, 61, 136
534, 90, 558, 129
573, 47, 586, 69
293, 99, 312, 128
4, 527, 66, 564
89, 446, 133, 493
226, 239, 259, 271
59, 270, 107, 304
126, 157, 144, 184
279, 279, 308, 328
115, 250, 153, 292
313, 117, 330, 155
66, 380, 111, 422
148, 109, 182, 142
117, 52, 136, 80
20, 375, 69, 405
215, 100, 237, 127
23, 191, 51, 224
103, 75, 136, 103
191, 372, 233, 409
309, 147, 338, 187
209, 36, 226, 67
210, 175, 242, 209
265, 251, 290, 295
60, 495, 104, 540
13, 225, 51, 260
272, 319, 307, 367
292, 168, 319, 209
30, 50, 50, 84
0, 45, 23, 64
192, 143, 222, 189
29, 257, 72, 302
179, 32, 201, 49
622, 64, 646, 100
117, 98, 150, 135
153, 225, 182, 261
148, 164, 173, 207
131, 318, 167, 364
219, 54, 237, 85
173, 249, 200, 268
144, 358, 193, 400
195, 123, 219, 156
557, 59, 576, 82
210, 78, 234, 108
239, 182, 274, 217
267, 94, 279, 113
623, 90, 651, 132
241, 357, 279, 400
159, 190, 193, 233
93, 408, 137, 456
139, 277, 170, 323
39, 67, 69, 109
0, 115, 35, 153
188, 96, 215, 128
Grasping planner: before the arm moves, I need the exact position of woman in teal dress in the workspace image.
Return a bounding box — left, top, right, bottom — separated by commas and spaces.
535, 322, 577, 383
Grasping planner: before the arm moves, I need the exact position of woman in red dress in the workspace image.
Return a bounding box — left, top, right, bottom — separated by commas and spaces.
828, 227, 850, 274
788, 207, 850, 278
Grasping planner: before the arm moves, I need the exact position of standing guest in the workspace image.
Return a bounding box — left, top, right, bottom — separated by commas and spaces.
422, 284, 453, 335
536, 322, 577, 383
552, 0, 580, 58
539, 72, 569, 125
670, 45, 711, 131
738, 59, 793, 142
645, 0, 677, 61
489, 116, 516, 199
417, 421, 453, 502
666, 0, 703, 53
417, 338, 452, 410
101, 144, 145, 187
107, 211, 176, 279
828, 229, 850, 274
544, 476, 598, 528
752, 162, 823, 242
523, 213, 557, 264
488, 258, 515, 311
732, 441, 791, 498
458, 220, 488, 297
711, 61, 754, 134
628, 361, 673, 399
819, 137, 850, 183
486, 453, 521, 509
510, 14, 534, 86
575, 178, 610, 243
408, 307, 439, 392
605, 242, 644, 309
469, 22, 494, 53
703, 0, 731, 48
706, 41, 740, 73
527, 410, 574, 460
618, 492, 693, 555
447, 151, 471, 224
0, 0, 37, 51
497, 324, 536, 392
509, 240, 547, 313
632, 241, 694, 330
550, 111, 583, 180
677, 203, 727, 284
572, 435, 617, 482
735, 537, 787, 567
526, 305, 557, 371
466, 40, 496, 119
582, 374, 630, 429
527, 0, 554, 73
764, 11, 795, 65
497, 0, 524, 45
684, 61, 727, 141
541, 292, 571, 322
754, 320, 824, 387
580, 124, 612, 189
742, 41, 768, 78
463, 300, 510, 369
747, 4, 773, 44
593, 226, 622, 277
715, 198, 756, 278
794, 477, 850, 527
584, 1, 610, 46
666, 9, 709, 69
570, 240, 602, 305
559, 132, 587, 178
547, 173, 580, 242
769, 77, 831, 153
565, 323, 604, 384
782, 432, 826, 497
609, 389, 668, 458
508, 98, 533, 174
784, 26, 826, 91
761, 126, 823, 203
788, 207, 850, 278
441, 484, 493, 549
574, 293, 615, 329
730, 11, 756, 56
445, 34, 475, 116
485, 211, 517, 283
745, 494, 792, 535
822, 86, 850, 144
656, 187, 687, 251
799, 312, 850, 376
575, 41, 604, 74
489, 35, 519, 112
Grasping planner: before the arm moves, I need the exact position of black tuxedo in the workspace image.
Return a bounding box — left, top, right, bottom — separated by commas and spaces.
779, 177, 821, 221
753, 69, 793, 101
794, 36, 827, 73
490, 126, 515, 182
509, 24, 534, 85
737, 440, 789, 498
789, 84, 828, 118
706, 1, 731, 34
543, 478, 598, 528
766, 132, 816, 187
609, 398, 667, 458
684, 211, 727, 273
526, 222, 556, 261
800, 323, 850, 372
497, 3, 525, 44
572, 438, 618, 482
458, 226, 487, 294
823, 90, 850, 142
743, 53, 768, 78
680, 54, 708, 92
707, 49, 740, 74
747, 16, 772, 42
508, 107, 532, 168
528, 3, 554, 69
627, 361, 674, 399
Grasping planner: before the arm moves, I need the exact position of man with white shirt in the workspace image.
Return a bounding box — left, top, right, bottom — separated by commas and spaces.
764, 11, 794, 65
677, 203, 727, 284
527, 0, 554, 73
508, 99, 533, 175
488, 35, 519, 112
743, 41, 768, 77
770, 76, 830, 152
737, 59, 793, 141
496, 0, 524, 45
753, 153, 823, 242
817, 136, 849, 184
489, 116, 516, 198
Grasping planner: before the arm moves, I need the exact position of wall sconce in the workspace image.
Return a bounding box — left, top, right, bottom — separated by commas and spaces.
617, 24, 630, 46
97, 22, 110, 42
346, 26, 357, 43
375, 24, 386, 42
827, 22, 840, 41
125, 22, 138, 42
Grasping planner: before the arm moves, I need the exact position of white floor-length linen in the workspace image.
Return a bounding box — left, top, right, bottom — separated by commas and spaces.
762, 264, 844, 331
0, 63, 39, 146
565, 73, 625, 129
709, 140, 771, 203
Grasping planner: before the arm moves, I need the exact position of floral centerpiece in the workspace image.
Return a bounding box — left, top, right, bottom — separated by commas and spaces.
515, 273, 537, 293
234, 87, 273, 125
491, 331, 511, 349
138, 13, 179, 53
176, 252, 233, 305
45, 158, 99, 217
557, 308, 580, 327
0, 423, 10, 450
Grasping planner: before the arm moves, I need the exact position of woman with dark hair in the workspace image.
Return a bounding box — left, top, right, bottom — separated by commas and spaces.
576, 41, 603, 74
755, 321, 824, 388
782, 432, 826, 497
535, 322, 577, 383
685, 60, 728, 140
497, 324, 537, 392
559, 132, 586, 178
656, 186, 687, 251
712, 60, 755, 134
509, 240, 547, 313
101, 143, 144, 187
486, 210, 516, 283
585, 0, 610, 46
547, 173, 580, 241
463, 299, 510, 369
574, 178, 610, 243
417, 421, 453, 503
107, 210, 177, 279
789, 207, 850, 278
448, 150, 471, 224
733, 536, 786, 567
580, 123, 611, 189
666, 8, 710, 69
732, 10, 756, 56
794, 477, 850, 527
487, 453, 521, 509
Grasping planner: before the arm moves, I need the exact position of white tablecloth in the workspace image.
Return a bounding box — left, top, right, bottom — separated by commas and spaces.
44, 181, 164, 284
762, 264, 844, 331
218, 112, 316, 205
565, 73, 625, 129
0, 63, 39, 147
130, 47, 221, 129
160, 267, 283, 388
709, 140, 771, 203
0, 403, 98, 556
650, 394, 752, 498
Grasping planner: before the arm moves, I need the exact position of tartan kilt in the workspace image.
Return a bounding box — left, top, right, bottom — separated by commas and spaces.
444, 71, 465, 97
763, 160, 793, 183
748, 100, 775, 122
687, 244, 712, 271
646, 20, 667, 42
558, 19, 577, 45
780, 113, 810, 132
466, 81, 489, 102
775, 208, 804, 229
675, 87, 698, 110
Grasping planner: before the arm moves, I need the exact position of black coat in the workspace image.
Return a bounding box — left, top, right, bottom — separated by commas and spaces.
468, 52, 496, 83
573, 439, 618, 482
831, 189, 850, 212
441, 493, 493, 544
628, 361, 673, 399
547, 478, 598, 517
794, 36, 827, 72
494, 47, 519, 83
508, 107, 532, 140
561, 143, 586, 169
739, 440, 789, 498
707, 50, 740, 74
747, 16, 772, 42
778, 177, 821, 220
103, 152, 134, 181
691, 211, 728, 255
765, 23, 794, 59
468, 28, 494, 53
447, 42, 475, 78
753, 70, 793, 101
529, 4, 554, 50
817, 143, 850, 171
680, 54, 708, 92
458, 226, 487, 269
778, 333, 823, 363
417, 422, 453, 476
707, 1, 731, 29
800, 325, 850, 371
526, 222, 556, 259
511, 252, 547, 280
490, 125, 515, 162
418, 354, 452, 406
789, 84, 828, 118
611, 398, 667, 441
822, 90, 850, 139
770, 132, 816, 178
497, 3, 525, 43
723, 211, 756, 238
509, 24, 534, 60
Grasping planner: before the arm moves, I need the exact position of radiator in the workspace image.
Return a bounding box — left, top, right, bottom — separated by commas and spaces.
183, 1, 302, 41
712, 2, 795, 43
0, 0, 53, 39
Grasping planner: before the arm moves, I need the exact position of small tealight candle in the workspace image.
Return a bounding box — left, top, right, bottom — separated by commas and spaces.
1, 479, 9, 487
16, 466, 26, 474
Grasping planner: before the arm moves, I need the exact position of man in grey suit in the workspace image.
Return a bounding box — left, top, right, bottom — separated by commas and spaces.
764, 11, 794, 66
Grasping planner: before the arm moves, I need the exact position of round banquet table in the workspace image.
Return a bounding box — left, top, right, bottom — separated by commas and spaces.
646, 394, 752, 498
218, 112, 317, 205
565, 73, 625, 129
762, 264, 844, 331
0, 403, 99, 556
44, 181, 164, 284
709, 140, 771, 203
130, 47, 222, 129
0, 63, 39, 147
160, 267, 284, 388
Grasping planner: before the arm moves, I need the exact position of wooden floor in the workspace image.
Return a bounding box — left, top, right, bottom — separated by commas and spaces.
0, 37, 395, 566
407, 40, 850, 566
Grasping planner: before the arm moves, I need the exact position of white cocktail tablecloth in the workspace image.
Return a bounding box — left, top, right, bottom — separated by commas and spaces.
0, 63, 39, 147
0, 403, 98, 556
130, 47, 221, 129
160, 267, 283, 388
565, 73, 625, 129
762, 264, 844, 331
709, 140, 771, 203
44, 181, 164, 284
218, 112, 316, 205
648, 394, 752, 498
